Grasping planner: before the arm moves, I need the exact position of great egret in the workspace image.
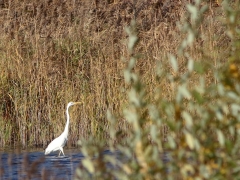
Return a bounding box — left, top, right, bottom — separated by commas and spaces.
45, 101, 81, 156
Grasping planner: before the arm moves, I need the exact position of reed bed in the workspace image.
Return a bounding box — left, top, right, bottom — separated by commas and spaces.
0, 0, 228, 148
1, 0, 240, 179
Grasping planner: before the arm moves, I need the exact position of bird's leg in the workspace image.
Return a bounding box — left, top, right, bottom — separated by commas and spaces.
60, 147, 65, 156
58, 150, 62, 156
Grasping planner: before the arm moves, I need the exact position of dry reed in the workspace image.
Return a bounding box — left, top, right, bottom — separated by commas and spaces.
0, 0, 228, 148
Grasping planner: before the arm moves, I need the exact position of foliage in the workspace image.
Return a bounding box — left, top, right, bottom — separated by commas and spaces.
76, 0, 240, 179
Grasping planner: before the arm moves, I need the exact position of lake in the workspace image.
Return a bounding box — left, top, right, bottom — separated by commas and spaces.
0, 148, 86, 179
0, 148, 170, 179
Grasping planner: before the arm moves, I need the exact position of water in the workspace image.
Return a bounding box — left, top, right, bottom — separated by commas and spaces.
0, 148, 85, 180
0, 149, 170, 179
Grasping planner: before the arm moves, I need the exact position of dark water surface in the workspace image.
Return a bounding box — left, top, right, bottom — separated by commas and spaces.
0, 149, 170, 179
0, 148, 86, 180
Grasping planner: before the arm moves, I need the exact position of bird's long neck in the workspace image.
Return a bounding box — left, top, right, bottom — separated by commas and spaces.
63, 106, 70, 137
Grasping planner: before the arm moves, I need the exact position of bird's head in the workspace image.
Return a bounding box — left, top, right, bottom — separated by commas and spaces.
67, 101, 81, 108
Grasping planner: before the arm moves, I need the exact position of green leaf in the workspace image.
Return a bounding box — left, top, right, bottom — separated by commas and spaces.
187, 58, 194, 72
169, 55, 178, 72
178, 84, 191, 100
216, 108, 223, 121
217, 84, 225, 96
187, 4, 198, 21
75, 168, 83, 177
128, 35, 138, 50
231, 104, 240, 116
168, 136, 176, 149
200, 5, 208, 15
128, 89, 140, 107
124, 69, 131, 83
148, 105, 161, 122
217, 130, 225, 147
182, 111, 193, 128
194, 62, 204, 74
185, 132, 195, 150
128, 57, 136, 70
150, 125, 157, 141
192, 90, 203, 104
187, 32, 195, 45
82, 158, 95, 173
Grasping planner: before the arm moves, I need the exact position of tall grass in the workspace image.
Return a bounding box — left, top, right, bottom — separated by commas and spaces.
0, 0, 229, 149
76, 0, 240, 179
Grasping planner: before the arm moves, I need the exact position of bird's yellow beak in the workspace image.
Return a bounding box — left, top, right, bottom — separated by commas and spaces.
73, 102, 81, 105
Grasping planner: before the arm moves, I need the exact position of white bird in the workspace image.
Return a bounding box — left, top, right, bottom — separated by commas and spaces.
45, 101, 81, 156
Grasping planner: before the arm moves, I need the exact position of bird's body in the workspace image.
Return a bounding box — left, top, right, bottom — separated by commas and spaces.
45, 102, 80, 156
45, 132, 68, 156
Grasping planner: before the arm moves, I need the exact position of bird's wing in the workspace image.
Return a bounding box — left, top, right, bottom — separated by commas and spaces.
46, 135, 67, 152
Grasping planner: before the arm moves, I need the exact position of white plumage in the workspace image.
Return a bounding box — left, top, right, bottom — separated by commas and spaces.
45, 102, 80, 156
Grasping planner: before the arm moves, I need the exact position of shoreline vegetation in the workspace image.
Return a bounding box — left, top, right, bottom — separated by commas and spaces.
0, 0, 199, 148
1, 0, 240, 179
0, 0, 225, 149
